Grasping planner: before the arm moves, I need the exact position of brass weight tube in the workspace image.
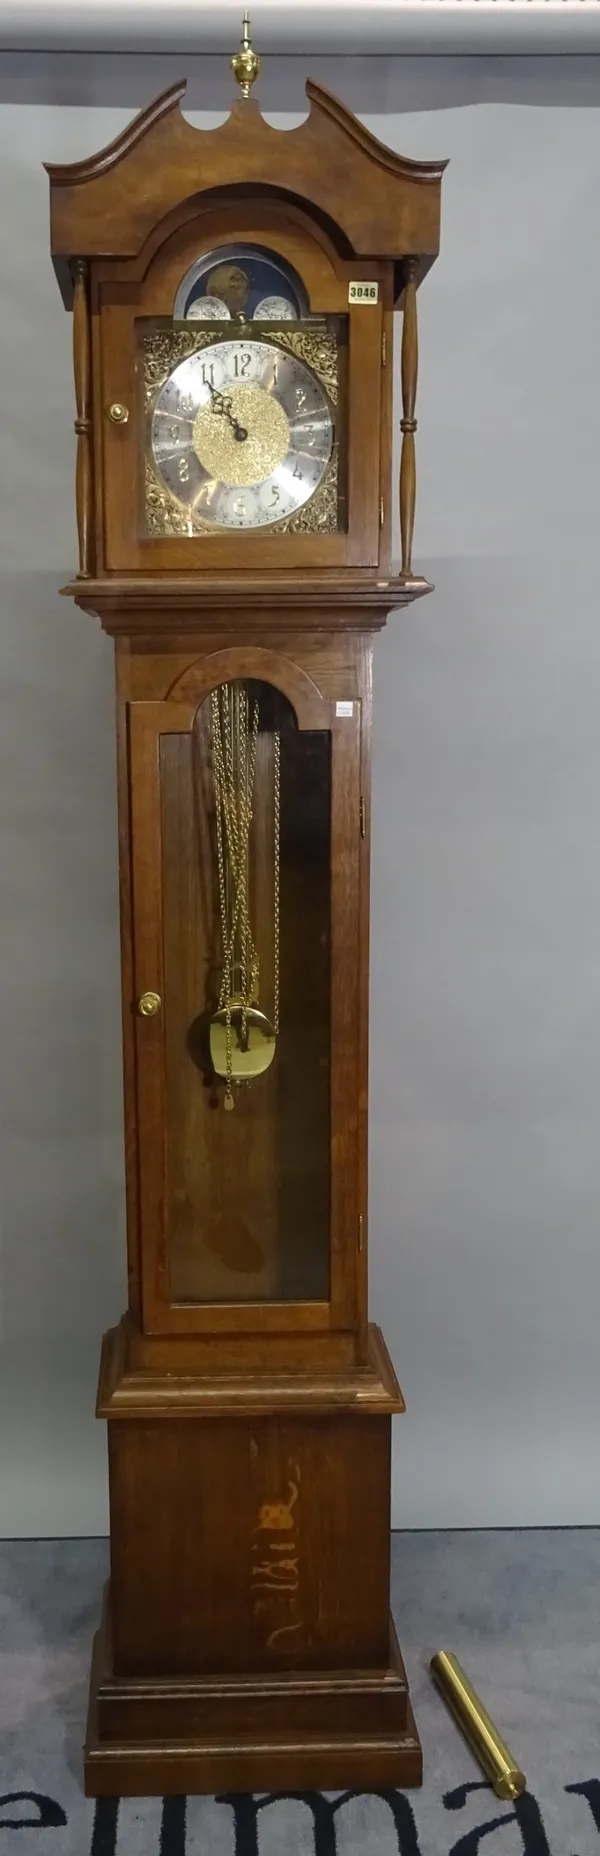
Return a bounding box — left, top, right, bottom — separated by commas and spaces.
430, 1652, 526, 1801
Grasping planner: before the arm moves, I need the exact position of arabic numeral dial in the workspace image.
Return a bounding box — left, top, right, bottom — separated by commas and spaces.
149, 339, 334, 531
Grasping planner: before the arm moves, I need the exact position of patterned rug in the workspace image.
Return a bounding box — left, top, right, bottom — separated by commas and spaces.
1, 1529, 599, 1855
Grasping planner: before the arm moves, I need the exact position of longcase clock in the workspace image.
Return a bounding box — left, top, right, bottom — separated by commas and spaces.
46, 20, 445, 1796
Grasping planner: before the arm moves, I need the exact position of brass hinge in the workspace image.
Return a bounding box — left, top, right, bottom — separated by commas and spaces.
358, 1214, 364, 1253
379, 495, 385, 528
359, 794, 366, 838
382, 328, 387, 367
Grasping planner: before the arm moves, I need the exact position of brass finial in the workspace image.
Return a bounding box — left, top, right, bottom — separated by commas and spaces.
231, 10, 261, 99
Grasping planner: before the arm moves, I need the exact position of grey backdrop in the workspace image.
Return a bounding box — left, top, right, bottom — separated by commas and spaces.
1, 58, 599, 1534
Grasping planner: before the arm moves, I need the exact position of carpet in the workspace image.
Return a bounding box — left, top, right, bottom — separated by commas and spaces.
0, 1530, 599, 1856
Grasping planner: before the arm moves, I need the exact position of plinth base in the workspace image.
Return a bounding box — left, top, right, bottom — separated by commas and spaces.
88, 1323, 422, 1796
84, 1596, 422, 1797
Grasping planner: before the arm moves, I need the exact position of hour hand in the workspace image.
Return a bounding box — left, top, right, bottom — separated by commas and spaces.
206, 380, 248, 443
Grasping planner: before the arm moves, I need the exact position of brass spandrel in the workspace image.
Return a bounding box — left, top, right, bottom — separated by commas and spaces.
144, 458, 192, 538
142, 325, 218, 403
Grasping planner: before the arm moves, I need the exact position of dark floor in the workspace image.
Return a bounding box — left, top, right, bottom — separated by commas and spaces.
0, 1530, 599, 1854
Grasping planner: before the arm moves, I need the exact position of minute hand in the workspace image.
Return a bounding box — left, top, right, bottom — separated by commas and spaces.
207, 381, 248, 443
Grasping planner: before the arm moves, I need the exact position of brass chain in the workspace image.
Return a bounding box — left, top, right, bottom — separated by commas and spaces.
218, 685, 239, 871
211, 681, 261, 1108
238, 688, 248, 1030
210, 687, 235, 1106
241, 685, 261, 1020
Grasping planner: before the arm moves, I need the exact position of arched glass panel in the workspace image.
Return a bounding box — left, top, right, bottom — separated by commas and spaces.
160, 680, 331, 1304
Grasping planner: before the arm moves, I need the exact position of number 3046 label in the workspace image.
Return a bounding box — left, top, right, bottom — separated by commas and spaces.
348, 281, 379, 304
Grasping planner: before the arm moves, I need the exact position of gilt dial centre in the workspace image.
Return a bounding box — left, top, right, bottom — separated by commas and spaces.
193, 383, 290, 487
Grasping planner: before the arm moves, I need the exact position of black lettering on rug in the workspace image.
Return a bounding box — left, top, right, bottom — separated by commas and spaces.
216, 1787, 422, 1856
444, 1780, 552, 1856
565, 1780, 600, 1836
160, 1794, 187, 1856
90, 1795, 119, 1855
0, 1791, 67, 1830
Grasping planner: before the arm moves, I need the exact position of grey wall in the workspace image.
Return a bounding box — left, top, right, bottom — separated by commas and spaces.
1, 63, 599, 1534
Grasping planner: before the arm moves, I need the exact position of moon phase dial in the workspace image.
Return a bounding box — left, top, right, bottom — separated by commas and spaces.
149, 337, 335, 532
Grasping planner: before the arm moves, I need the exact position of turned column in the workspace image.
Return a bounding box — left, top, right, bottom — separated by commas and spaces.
72, 257, 94, 579
399, 256, 419, 577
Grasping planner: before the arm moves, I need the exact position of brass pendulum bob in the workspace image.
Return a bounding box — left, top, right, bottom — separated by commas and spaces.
210, 995, 276, 1085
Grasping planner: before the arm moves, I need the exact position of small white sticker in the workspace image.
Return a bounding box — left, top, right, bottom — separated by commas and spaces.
336, 701, 354, 717
348, 281, 379, 304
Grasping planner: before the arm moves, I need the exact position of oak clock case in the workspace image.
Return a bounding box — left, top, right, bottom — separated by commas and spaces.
46, 62, 445, 1797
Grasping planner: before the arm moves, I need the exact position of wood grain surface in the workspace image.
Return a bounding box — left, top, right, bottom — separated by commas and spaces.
46, 68, 445, 1795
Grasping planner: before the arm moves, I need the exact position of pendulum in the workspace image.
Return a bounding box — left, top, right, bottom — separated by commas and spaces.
209, 682, 280, 1107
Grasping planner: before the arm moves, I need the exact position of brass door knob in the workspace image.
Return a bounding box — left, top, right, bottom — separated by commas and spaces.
137, 990, 162, 1017
107, 402, 129, 425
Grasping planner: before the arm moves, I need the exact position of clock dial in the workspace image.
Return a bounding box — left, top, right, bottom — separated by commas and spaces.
150, 338, 334, 531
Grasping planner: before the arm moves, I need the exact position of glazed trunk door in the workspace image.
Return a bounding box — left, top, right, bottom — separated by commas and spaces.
128, 691, 361, 1336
